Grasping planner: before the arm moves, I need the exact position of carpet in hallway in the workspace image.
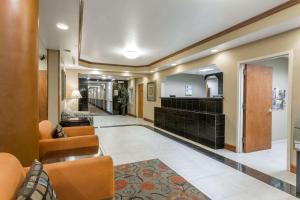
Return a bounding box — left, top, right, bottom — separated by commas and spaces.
114, 159, 210, 200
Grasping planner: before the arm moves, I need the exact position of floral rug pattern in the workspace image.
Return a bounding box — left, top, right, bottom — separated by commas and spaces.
114, 159, 210, 200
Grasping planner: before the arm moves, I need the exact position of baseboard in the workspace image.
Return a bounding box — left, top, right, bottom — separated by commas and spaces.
290, 164, 296, 174
143, 118, 154, 123
224, 143, 236, 152
128, 113, 137, 118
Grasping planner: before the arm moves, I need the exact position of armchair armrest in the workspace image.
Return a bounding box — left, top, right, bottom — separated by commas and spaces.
39, 135, 99, 160
44, 156, 114, 200
63, 126, 95, 137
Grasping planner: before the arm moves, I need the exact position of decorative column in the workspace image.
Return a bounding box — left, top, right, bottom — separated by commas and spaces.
0, 0, 39, 165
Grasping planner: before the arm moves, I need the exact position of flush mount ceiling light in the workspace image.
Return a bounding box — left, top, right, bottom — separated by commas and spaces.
56, 22, 69, 30
211, 49, 219, 53
199, 68, 214, 72
124, 50, 139, 59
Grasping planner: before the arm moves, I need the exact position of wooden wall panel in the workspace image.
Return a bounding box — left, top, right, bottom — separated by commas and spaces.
0, 0, 39, 165
39, 70, 48, 122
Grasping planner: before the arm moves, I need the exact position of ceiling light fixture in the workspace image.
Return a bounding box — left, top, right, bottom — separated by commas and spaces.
211, 49, 219, 53
124, 50, 139, 59
56, 22, 69, 30
171, 63, 177, 66
199, 68, 214, 72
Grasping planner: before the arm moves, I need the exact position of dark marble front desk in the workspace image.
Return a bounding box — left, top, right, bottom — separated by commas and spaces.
154, 97, 225, 149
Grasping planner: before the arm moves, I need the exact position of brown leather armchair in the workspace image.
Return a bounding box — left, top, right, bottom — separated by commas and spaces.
39, 120, 99, 161
0, 153, 115, 200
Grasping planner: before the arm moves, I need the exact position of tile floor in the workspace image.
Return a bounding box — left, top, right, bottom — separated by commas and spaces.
216, 140, 296, 186
88, 103, 110, 116
95, 115, 297, 200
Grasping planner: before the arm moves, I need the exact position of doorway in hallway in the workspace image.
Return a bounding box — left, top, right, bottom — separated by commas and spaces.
233, 53, 294, 184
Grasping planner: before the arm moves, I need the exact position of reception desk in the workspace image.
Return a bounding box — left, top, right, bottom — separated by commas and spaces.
154, 97, 225, 149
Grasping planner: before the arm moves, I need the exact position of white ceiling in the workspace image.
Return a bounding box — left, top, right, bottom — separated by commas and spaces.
39, 0, 79, 66
183, 65, 221, 75
80, 0, 287, 66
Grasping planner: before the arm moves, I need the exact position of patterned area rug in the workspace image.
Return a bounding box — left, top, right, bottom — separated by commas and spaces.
114, 159, 210, 200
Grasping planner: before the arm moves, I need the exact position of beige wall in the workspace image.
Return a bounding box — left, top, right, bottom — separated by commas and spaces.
128, 78, 136, 115
141, 28, 300, 166
47, 50, 60, 124
64, 70, 79, 111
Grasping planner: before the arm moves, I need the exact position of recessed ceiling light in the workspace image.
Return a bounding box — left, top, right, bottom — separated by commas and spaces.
199, 68, 214, 72
171, 63, 177, 66
56, 22, 69, 30
124, 50, 139, 59
211, 49, 219, 53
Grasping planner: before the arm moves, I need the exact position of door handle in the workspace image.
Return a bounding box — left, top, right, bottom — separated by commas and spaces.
268, 108, 273, 113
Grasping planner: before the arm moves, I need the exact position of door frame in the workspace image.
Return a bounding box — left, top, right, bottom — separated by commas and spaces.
138, 83, 144, 118
236, 50, 294, 169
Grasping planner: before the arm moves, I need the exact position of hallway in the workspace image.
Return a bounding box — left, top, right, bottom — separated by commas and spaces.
95, 115, 297, 200
88, 103, 110, 116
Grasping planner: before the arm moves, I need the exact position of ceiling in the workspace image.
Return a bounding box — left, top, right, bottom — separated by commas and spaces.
80, 0, 287, 66
39, 0, 79, 66
183, 65, 221, 76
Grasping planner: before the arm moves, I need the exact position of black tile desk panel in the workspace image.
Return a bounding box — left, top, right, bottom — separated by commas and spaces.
155, 97, 225, 149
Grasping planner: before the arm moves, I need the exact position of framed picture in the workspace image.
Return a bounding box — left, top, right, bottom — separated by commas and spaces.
185, 84, 192, 96
147, 81, 156, 101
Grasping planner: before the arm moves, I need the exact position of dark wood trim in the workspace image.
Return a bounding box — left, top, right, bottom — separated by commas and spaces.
143, 117, 154, 123
290, 164, 296, 174
225, 143, 236, 152
58, 50, 61, 121
47, 49, 49, 120
128, 113, 137, 118
78, 0, 84, 60
79, 58, 146, 68
78, 1, 300, 67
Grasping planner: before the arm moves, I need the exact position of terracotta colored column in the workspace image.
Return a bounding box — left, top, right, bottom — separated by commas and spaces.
0, 0, 39, 165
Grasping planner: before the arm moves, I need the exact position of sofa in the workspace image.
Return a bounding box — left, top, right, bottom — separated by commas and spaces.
39, 120, 99, 161
0, 153, 115, 200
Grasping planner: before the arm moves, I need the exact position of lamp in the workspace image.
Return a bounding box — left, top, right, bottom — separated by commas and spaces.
71, 90, 82, 99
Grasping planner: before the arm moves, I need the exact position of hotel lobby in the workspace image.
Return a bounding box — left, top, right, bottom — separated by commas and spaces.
1, 0, 300, 199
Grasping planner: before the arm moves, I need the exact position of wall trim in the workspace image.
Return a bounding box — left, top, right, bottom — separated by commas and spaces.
144, 118, 154, 123
128, 113, 137, 118
224, 143, 236, 152
290, 164, 296, 174
78, 1, 300, 67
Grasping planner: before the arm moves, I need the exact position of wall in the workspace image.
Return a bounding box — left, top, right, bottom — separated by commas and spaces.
128, 79, 136, 115
141, 28, 300, 166
64, 70, 79, 111
47, 50, 60, 125
206, 76, 218, 97
106, 82, 113, 113
252, 57, 289, 141
162, 74, 205, 97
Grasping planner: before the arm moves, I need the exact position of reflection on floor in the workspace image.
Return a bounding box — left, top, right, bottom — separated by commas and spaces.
88, 103, 110, 116
95, 115, 297, 200
216, 140, 296, 186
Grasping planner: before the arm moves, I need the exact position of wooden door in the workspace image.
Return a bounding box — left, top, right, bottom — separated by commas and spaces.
243, 64, 273, 152
38, 70, 48, 122
138, 84, 144, 118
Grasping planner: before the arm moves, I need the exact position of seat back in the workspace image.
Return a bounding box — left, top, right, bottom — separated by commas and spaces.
0, 153, 26, 199
39, 120, 55, 139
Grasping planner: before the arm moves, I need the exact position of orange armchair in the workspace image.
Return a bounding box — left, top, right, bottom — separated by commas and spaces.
39, 120, 99, 161
0, 153, 115, 200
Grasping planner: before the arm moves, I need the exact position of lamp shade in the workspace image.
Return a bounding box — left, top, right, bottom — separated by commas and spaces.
71, 90, 82, 99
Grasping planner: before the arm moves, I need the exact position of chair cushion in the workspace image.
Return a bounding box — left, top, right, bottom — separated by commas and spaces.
16, 160, 56, 200
52, 124, 65, 138
39, 121, 55, 140
0, 153, 26, 200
